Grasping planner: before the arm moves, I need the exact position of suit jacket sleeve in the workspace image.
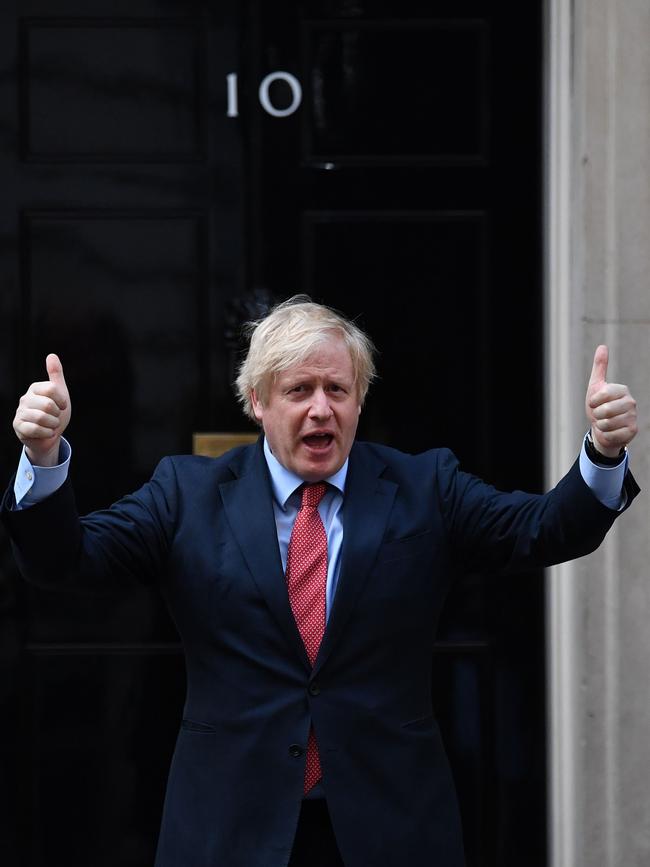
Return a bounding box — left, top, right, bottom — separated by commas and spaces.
1, 456, 178, 591
434, 448, 640, 574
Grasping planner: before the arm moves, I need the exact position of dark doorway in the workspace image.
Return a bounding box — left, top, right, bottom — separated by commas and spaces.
0, 2, 544, 865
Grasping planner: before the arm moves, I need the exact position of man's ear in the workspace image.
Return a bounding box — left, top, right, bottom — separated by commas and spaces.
251, 389, 264, 422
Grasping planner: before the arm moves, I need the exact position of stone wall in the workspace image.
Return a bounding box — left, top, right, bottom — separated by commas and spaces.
547, 1, 650, 865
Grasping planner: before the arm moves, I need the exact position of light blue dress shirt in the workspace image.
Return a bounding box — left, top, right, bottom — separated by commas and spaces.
262, 438, 346, 621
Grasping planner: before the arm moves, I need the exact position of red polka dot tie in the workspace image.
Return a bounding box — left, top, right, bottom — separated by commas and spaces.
286, 482, 328, 794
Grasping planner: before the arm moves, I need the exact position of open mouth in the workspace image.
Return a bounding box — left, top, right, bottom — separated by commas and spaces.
302, 433, 334, 450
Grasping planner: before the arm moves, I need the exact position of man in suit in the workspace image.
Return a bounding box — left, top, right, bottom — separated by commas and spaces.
4, 296, 639, 867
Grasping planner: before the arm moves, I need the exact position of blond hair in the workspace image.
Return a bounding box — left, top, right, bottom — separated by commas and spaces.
235, 295, 376, 421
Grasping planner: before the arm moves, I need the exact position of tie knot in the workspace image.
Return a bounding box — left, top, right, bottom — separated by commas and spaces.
300, 482, 327, 510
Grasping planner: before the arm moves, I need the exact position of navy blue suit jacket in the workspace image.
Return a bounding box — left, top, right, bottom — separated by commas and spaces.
2, 439, 639, 867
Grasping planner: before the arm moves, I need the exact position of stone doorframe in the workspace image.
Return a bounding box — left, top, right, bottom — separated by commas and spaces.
545, 1, 650, 865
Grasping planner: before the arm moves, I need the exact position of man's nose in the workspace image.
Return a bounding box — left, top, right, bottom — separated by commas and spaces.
308, 389, 333, 419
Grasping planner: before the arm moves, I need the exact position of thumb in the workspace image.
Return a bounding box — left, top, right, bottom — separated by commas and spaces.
589, 344, 609, 386
46, 353, 67, 388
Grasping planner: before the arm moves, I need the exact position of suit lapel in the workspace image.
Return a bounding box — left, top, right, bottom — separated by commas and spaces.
219, 440, 311, 670
314, 443, 397, 674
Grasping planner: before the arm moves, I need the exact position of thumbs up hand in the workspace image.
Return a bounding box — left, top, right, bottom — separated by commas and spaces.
585, 345, 638, 458
13, 354, 72, 467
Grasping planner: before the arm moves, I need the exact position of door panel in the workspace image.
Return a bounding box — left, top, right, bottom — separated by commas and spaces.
303, 20, 488, 164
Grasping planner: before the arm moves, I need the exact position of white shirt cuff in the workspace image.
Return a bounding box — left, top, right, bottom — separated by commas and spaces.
13, 438, 72, 509
579, 434, 628, 511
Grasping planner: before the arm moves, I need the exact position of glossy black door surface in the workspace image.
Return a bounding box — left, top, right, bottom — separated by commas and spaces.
0, 2, 544, 865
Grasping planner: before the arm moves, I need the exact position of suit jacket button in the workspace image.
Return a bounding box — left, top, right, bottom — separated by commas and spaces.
308, 682, 321, 696
289, 744, 304, 758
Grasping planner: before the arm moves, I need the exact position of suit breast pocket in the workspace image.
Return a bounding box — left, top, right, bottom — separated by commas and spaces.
375, 529, 435, 566
401, 713, 436, 734
360, 530, 440, 619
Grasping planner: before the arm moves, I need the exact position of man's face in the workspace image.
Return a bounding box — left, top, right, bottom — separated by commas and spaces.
251, 336, 361, 481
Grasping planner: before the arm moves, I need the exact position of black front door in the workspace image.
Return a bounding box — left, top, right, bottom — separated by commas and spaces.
0, 2, 545, 865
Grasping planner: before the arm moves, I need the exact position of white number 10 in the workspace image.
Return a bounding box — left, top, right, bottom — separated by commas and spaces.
226, 72, 303, 118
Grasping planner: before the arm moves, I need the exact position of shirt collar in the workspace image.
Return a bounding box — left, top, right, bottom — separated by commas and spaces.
263, 436, 348, 509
